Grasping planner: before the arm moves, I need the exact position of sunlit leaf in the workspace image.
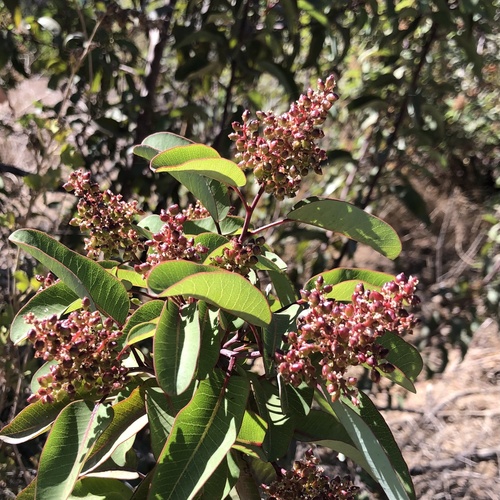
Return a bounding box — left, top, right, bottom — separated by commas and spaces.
154, 301, 200, 396
329, 392, 415, 500
82, 388, 147, 474
9, 230, 129, 324
287, 198, 402, 259
36, 401, 113, 500
0, 398, 69, 445
154, 157, 246, 187
149, 371, 249, 499
159, 272, 271, 327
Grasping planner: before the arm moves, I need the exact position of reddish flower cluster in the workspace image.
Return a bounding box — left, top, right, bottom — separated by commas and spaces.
262, 449, 359, 499
35, 272, 58, 290
210, 236, 264, 277
135, 204, 208, 276
277, 274, 419, 404
25, 298, 129, 404
182, 201, 210, 220
64, 170, 144, 260
229, 75, 338, 200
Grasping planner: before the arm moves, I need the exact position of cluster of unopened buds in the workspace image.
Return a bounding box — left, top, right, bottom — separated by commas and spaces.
262, 449, 359, 499
64, 170, 144, 260
35, 271, 58, 290
229, 75, 338, 200
25, 297, 129, 404
277, 273, 419, 404
135, 204, 208, 276
210, 236, 264, 277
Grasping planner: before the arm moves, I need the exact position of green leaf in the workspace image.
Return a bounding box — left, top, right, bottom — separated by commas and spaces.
133, 132, 193, 161
10, 281, 78, 344
293, 408, 373, 477
169, 174, 230, 222
36, 401, 113, 500
68, 477, 133, 499
250, 376, 295, 461
330, 392, 415, 500
82, 388, 147, 474
287, 198, 402, 259
148, 260, 220, 294
149, 371, 249, 499
267, 270, 298, 308
375, 332, 423, 392
123, 300, 164, 337
154, 157, 246, 187
103, 264, 148, 289
279, 382, 314, 418
236, 410, 267, 447
137, 215, 164, 235
153, 266, 272, 327
125, 321, 157, 346
196, 301, 222, 380
307, 268, 394, 290
143, 385, 176, 459
183, 216, 244, 236
16, 479, 37, 499
262, 304, 301, 375
154, 301, 201, 396
194, 233, 229, 257
150, 144, 221, 166
199, 453, 240, 500
0, 398, 69, 445
9, 230, 130, 325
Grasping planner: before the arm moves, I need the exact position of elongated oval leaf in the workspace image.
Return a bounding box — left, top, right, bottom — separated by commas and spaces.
293, 408, 373, 476
123, 300, 164, 337
158, 271, 272, 327
155, 158, 246, 187
133, 132, 193, 161
126, 321, 157, 346
149, 371, 249, 500
10, 281, 79, 344
196, 301, 222, 380
151, 144, 220, 167
147, 260, 220, 294
0, 398, 69, 445
262, 305, 301, 375
154, 301, 201, 396
330, 392, 415, 500
82, 388, 147, 474
36, 401, 113, 500
170, 173, 230, 222
287, 198, 401, 259
9, 230, 130, 325
144, 386, 176, 459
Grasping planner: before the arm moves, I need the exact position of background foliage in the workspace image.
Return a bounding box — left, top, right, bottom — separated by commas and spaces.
1, 0, 499, 496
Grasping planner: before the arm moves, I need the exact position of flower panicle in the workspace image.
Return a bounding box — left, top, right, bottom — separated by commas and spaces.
134, 203, 209, 277
229, 75, 338, 200
25, 299, 129, 404
262, 449, 359, 499
277, 273, 419, 405
64, 170, 144, 260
